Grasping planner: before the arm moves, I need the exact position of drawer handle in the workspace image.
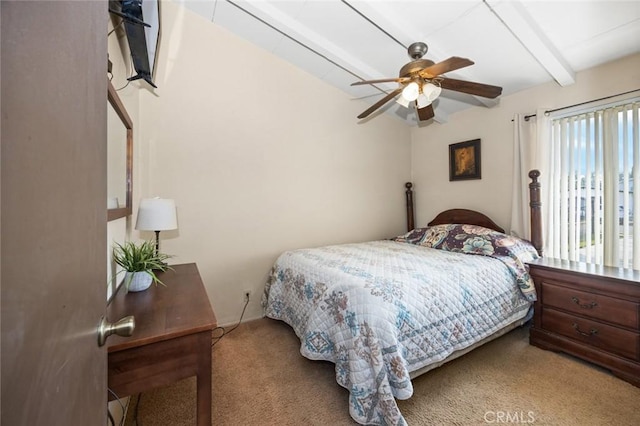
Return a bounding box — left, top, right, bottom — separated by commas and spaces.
572, 323, 598, 337
571, 297, 598, 309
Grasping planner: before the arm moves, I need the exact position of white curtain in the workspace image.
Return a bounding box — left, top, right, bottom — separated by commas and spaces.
510, 109, 550, 241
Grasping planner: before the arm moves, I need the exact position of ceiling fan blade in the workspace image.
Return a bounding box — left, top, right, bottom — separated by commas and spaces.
419, 57, 474, 78
351, 77, 408, 86
416, 102, 435, 121
357, 88, 402, 119
440, 77, 503, 98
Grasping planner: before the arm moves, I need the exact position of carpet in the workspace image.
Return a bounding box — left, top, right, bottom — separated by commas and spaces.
125, 318, 640, 425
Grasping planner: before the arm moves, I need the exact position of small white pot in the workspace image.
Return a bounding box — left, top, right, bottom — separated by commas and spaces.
125, 271, 153, 292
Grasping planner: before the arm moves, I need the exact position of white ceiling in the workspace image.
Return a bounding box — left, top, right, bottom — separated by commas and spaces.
175, 0, 640, 125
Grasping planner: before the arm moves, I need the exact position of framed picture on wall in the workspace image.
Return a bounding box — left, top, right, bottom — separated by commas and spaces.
449, 139, 481, 181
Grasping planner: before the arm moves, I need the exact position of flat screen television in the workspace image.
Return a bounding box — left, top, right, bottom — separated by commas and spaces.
109, 0, 161, 88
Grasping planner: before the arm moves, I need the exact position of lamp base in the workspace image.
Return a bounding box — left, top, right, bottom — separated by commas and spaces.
154, 230, 160, 256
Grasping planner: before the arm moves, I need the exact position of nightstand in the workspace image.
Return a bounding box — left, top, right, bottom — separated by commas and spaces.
528, 257, 639, 387
107, 263, 217, 425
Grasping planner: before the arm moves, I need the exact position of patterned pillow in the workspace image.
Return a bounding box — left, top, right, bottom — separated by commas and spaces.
395, 224, 539, 301
393, 227, 429, 244
394, 224, 484, 248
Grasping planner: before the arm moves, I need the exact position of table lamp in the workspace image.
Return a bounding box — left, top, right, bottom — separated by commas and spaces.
135, 197, 178, 254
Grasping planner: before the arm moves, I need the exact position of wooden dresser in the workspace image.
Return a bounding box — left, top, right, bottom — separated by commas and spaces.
528, 257, 640, 387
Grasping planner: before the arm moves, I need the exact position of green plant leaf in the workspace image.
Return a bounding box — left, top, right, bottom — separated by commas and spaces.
111, 240, 174, 290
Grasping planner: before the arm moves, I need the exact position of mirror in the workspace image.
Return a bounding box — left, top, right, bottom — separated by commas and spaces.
107, 80, 133, 221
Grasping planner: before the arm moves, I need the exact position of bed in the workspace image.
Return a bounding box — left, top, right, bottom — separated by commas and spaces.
262, 172, 543, 426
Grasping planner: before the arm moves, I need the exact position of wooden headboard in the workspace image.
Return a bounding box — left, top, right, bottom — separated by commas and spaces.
404, 169, 543, 255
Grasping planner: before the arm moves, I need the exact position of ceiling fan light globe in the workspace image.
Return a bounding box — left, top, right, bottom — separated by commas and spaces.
401, 82, 420, 102
416, 94, 432, 109
422, 83, 442, 102
396, 96, 411, 108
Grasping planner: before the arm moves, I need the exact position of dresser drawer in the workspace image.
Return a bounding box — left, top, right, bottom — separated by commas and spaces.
542, 308, 639, 360
542, 281, 639, 329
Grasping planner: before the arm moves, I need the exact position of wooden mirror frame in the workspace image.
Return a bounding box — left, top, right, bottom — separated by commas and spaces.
107, 79, 133, 221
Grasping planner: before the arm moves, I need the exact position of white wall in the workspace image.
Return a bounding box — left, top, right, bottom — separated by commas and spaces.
138, 2, 412, 325
410, 53, 640, 230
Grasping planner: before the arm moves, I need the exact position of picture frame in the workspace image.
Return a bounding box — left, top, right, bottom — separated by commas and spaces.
449, 139, 481, 181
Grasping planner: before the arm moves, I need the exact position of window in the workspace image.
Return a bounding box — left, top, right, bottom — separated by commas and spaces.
546, 101, 639, 269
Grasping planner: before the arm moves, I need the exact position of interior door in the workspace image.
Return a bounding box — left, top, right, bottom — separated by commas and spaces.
1, 1, 108, 425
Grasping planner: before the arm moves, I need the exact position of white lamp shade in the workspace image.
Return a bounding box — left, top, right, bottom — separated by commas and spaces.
422, 83, 442, 102
135, 198, 178, 231
401, 82, 420, 102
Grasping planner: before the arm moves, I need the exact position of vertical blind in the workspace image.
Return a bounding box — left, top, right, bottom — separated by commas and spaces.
546, 102, 639, 269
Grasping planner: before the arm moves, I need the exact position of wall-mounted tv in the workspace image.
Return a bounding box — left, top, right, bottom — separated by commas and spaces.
109, 0, 161, 88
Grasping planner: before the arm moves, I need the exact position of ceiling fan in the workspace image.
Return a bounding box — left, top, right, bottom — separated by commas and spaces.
352, 42, 503, 122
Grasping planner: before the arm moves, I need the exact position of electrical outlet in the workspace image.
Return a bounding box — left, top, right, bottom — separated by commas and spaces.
244, 290, 251, 303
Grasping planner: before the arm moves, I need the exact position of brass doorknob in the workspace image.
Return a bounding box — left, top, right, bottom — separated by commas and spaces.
97, 315, 135, 347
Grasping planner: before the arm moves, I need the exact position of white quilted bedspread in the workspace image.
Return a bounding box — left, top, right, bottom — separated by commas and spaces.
262, 240, 532, 425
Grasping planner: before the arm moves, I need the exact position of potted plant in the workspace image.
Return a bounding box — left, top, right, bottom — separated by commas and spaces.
112, 240, 173, 292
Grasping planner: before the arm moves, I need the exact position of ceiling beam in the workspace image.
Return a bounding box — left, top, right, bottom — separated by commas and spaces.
484, 0, 575, 86
229, 0, 382, 82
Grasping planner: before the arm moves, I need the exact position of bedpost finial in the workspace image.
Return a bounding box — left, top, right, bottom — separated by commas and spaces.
405, 182, 413, 190
528, 170, 540, 182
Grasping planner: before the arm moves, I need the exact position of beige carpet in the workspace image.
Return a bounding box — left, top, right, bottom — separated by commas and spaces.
125, 318, 640, 425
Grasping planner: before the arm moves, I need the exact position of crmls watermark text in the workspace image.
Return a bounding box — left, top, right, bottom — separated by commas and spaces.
484, 411, 536, 423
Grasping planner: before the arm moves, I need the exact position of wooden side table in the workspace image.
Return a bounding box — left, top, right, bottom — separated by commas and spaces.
107, 263, 217, 425
528, 257, 640, 387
